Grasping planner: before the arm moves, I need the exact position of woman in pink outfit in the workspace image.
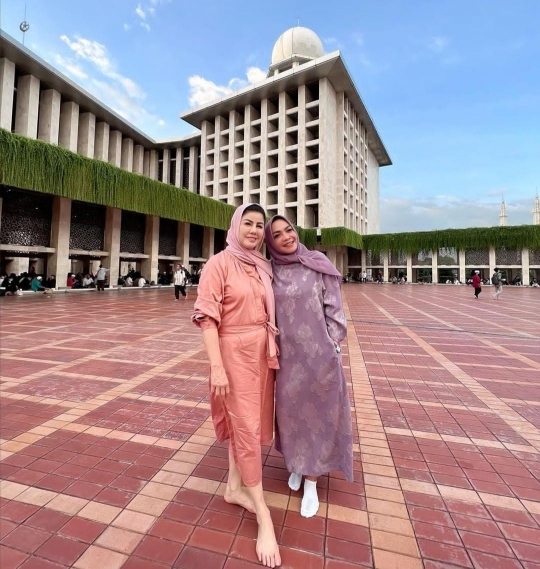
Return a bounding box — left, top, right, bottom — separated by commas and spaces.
192, 204, 281, 568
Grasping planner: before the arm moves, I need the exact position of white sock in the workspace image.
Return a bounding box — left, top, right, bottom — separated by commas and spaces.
288, 472, 302, 491
301, 479, 319, 518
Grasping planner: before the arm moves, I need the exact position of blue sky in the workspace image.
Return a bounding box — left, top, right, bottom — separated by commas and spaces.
1, 0, 539, 232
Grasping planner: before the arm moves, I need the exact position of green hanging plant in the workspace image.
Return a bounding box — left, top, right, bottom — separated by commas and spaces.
363, 226, 540, 255
296, 227, 318, 248
0, 128, 235, 229
321, 227, 363, 249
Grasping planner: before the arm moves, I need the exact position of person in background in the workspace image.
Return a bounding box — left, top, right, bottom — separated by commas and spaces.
138, 275, 147, 287
30, 275, 51, 295
492, 267, 503, 300
472, 270, 482, 299
67, 273, 76, 288
95, 265, 109, 292
173, 263, 188, 300
82, 274, 94, 288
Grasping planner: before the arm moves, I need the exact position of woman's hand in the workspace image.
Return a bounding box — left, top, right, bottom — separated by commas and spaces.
210, 365, 230, 398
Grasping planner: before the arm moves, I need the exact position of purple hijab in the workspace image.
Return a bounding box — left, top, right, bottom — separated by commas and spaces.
264, 215, 342, 278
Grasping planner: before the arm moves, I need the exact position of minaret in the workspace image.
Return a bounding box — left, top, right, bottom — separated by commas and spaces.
533, 193, 540, 225
499, 198, 508, 227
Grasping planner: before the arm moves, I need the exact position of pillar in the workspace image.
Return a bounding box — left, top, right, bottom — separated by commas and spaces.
458, 249, 466, 283
383, 250, 389, 283
189, 146, 199, 192
175, 148, 183, 188
406, 253, 412, 282
0, 58, 15, 130
77, 112, 96, 157
133, 145, 144, 174
14, 75, 40, 138
58, 101, 79, 151
104, 207, 121, 288
94, 122, 110, 161
141, 216, 159, 284
108, 130, 122, 166
202, 227, 215, 260
143, 151, 150, 177
149, 150, 159, 180
162, 148, 170, 183
489, 246, 496, 276
121, 138, 134, 171
522, 248, 530, 285
38, 89, 61, 143
177, 222, 190, 264
361, 250, 367, 275
431, 249, 438, 284
48, 197, 72, 288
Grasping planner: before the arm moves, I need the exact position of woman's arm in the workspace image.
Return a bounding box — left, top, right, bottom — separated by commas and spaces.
201, 326, 229, 398
322, 274, 347, 344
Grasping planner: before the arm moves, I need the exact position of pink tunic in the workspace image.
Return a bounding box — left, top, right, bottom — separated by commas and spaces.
193, 250, 275, 486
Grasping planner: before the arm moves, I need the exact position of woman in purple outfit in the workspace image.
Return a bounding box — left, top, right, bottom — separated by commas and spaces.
265, 216, 353, 518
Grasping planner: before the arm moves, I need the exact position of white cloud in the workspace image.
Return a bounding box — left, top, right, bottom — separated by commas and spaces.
140, 22, 151, 32
188, 67, 267, 107
157, 119, 166, 127
123, 23, 131, 31
54, 55, 88, 79
429, 36, 449, 52
135, 4, 146, 19
54, 34, 164, 130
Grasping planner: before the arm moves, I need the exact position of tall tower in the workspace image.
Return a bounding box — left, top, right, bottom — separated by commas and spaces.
533, 193, 540, 225
499, 198, 508, 227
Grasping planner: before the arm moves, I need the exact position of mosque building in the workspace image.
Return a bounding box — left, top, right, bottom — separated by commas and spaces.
1, 27, 539, 287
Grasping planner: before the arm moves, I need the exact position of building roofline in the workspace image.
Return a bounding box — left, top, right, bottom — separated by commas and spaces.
1, 30, 201, 150
181, 51, 392, 166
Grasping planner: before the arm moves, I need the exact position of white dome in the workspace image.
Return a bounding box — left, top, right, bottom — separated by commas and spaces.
271, 27, 324, 65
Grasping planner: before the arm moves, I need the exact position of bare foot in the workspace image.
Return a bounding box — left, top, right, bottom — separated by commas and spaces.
224, 487, 256, 514
256, 509, 281, 567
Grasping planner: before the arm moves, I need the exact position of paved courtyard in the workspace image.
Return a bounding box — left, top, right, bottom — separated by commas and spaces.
1, 284, 539, 569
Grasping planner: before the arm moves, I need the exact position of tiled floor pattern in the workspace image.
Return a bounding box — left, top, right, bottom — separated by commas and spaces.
1, 285, 539, 569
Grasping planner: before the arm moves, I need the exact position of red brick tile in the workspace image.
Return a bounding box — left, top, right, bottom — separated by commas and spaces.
110, 475, 146, 493
418, 539, 473, 568
134, 535, 183, 565
223, 558, 260, 569
188, 526, 235, 554
408, 506, 454, 527
403, 491, 446, 510
451, 514, 502, 537
174, 545, 226, 569
0, 502, 39, 523
280, 527, 324, 554
326, 519, 370, 545
58, 517, 106, 543
468, 550, 522, 569
283, 511, 326, 535
207, 495, 245, 516
2, 525, 52, 554
94, 487, 134, 508
149, 519, 194, 543
0, 544, 29, 569
499, 523, 540, 543
412, 520, 461, 545
487, 505, 539, 527
35, 534, 88, 565
198, 509, 242, 533
162, 503, 204, 525
26, 509, 71, 533
459, 531, 514, 557
35, 474, 72, 493
444, 499, 489, 518
280, 546, 325, 569
18, 555, 72, 569
229, 536, 260, 564
325, 537, 372, 566
0, 519, 17, 539
173, 488, 213, 509
510, 540, 540, 563
122, 558, 169, 569
64, 480, 103, 500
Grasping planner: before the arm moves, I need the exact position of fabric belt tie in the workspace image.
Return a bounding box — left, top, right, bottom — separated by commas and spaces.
219, 322, 280, 370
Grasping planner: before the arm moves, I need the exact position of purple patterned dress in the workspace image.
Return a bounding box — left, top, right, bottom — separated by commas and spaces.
272, 262, 353, 481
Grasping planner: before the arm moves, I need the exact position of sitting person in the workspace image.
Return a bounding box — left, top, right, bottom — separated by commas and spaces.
67, 273, 76, 288
44, 274, 56, 289
30, 276, 51, 294
82, 274, 94, 288
1, 273, 19, 296
17, 273, 31, 290
124, 275, 133, 286
138, 276, 146, 287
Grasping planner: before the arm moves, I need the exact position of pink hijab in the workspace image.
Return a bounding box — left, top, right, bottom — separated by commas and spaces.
265, 215, 342, 279
225, 204, 279, 369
